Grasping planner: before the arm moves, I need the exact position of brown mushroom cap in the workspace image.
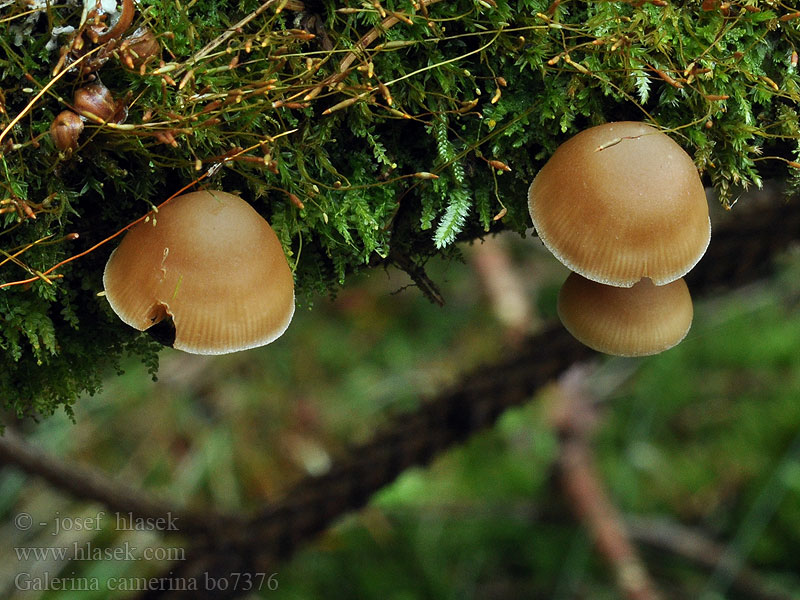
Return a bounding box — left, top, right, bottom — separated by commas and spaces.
103, 190, 294, 355
557, 272, 693, 357
529, 121, 710, 287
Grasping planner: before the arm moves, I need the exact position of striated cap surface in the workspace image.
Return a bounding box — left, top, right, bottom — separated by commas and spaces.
557, 273, 693, 357
529, 121, 710, 287
103, 190, 295, 354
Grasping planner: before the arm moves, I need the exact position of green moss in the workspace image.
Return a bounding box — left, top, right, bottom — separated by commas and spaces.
2, 0, 800, 416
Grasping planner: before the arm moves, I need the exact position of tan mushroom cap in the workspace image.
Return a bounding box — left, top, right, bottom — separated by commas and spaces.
529, 121, 710, 287
557, 273, 693, 357
103, 190, 295, 355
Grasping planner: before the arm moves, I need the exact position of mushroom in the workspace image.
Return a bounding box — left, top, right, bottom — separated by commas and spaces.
528, 121, 710, 287
557, 272, 693, 357
103, 190, 295, 355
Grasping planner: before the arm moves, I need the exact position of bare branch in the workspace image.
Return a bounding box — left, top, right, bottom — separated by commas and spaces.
628, 516, 796, 600
0, 427, 243, 536
551, 366, 663, 600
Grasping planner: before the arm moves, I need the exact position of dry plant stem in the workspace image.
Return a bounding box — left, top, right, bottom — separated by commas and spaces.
553, 367, 662, 600
626, 516, 796, 600
0, 173, 210, 289
179, 0, 280, 76
468, 235, 536, 343
92, 0, 135, 44
299, 0, 445, 101
0, 427, 243, 535
391, 250, 446, 305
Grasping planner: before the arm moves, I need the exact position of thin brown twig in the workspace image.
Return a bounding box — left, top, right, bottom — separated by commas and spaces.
468, 235, 537, 343
297, 0, 445, 102
182, 0, 280, 71
0, 427, 243, 536
626, 516, 797, 600
551, 366, 663, 600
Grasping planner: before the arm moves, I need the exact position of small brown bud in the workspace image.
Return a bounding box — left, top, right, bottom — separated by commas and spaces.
50, 110, 84, 152
488, 159, 511, 172
74, 82, 117, 123
121, 27, 161, 69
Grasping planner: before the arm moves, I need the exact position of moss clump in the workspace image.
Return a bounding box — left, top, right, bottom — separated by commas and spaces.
1, 0, 799, 417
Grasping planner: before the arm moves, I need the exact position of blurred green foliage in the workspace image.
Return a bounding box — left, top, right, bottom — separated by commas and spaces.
0, 239, 799, 598
3, 0, 800, 416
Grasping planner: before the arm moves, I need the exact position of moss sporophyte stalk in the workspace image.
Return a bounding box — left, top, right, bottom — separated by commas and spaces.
2, 0, 800, 415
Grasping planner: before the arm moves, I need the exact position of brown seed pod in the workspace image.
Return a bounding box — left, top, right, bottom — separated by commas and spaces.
74, 82, 117, 123
120, 27, 161, 69
50, 110, 84, 152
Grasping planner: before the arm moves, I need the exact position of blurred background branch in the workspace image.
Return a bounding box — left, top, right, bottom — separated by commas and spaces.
0, 186, 795, 598
627, 516, 796, 600
550, 365, 663, 600
0, 427, 243, 537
